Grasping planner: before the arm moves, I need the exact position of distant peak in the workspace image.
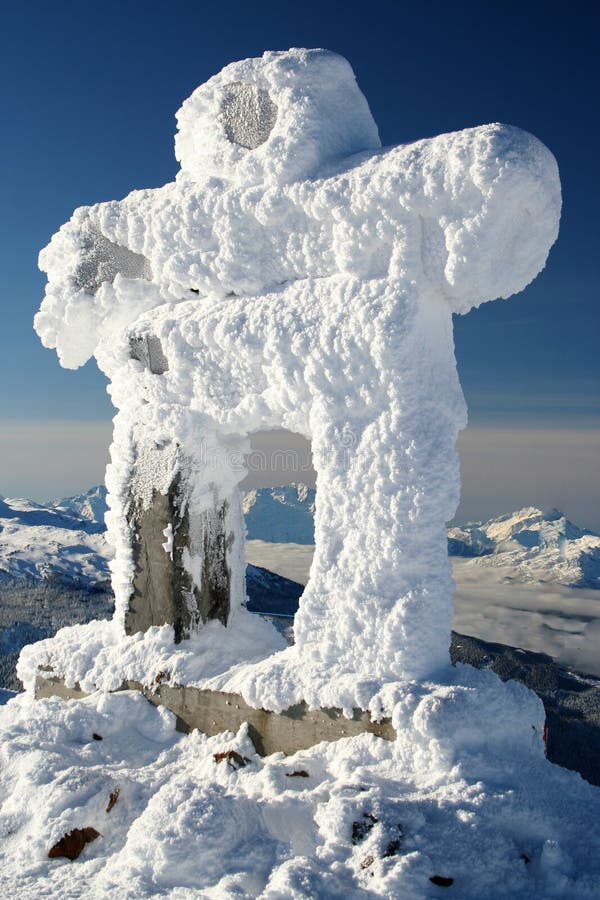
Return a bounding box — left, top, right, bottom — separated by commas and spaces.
542, 507, 564, 522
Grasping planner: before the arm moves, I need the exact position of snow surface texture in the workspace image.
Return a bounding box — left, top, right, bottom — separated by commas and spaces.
34, 48, 561, 705
2, 687, 600, 898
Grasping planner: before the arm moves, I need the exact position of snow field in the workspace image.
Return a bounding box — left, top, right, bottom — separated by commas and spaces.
1, 681, 600, 898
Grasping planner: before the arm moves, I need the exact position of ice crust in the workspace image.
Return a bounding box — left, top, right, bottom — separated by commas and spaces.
33, 48, 561, 704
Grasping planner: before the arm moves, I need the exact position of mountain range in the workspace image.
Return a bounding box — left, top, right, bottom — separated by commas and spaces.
2, 484, 600, 789
4, 484, 596, 591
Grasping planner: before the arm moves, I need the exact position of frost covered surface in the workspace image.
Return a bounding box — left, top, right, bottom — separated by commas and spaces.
34, 47, 561, 696
2, 684, 600, 899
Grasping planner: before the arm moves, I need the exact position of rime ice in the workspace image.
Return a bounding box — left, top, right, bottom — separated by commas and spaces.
34, 48, 561, 706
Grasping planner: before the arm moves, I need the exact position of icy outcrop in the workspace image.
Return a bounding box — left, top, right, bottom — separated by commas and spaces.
34, 48, 561, 704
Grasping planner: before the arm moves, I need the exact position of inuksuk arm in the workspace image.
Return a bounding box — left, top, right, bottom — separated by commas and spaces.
335, 123, 561, 313
35, 192, 158, 369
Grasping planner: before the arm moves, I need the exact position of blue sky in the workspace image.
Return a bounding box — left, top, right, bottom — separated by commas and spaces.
0, 1, 598, 523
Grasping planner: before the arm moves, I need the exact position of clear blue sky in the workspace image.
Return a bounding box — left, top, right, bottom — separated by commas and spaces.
0, 1, 598, 522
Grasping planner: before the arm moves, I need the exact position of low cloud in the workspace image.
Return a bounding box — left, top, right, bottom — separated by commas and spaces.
0, 420, 111, 501
456, 425, 600, 532
1, 421, 598, 533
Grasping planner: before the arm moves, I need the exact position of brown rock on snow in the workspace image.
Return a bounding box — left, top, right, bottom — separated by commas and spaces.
430, 875, 454, 887
106, 789, 120, 813
213, 750, 249, 768
48, 827, 101, 860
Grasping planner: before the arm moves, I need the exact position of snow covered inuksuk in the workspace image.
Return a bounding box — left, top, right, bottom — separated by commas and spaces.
11, 47, 600, 898
33, 48, 560, 712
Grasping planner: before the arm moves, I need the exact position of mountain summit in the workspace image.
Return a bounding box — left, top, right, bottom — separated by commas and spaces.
448, 507, 600, 589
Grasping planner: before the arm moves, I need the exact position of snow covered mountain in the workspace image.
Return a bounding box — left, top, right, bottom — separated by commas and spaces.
246, 492, 600, 590
448, 507, 600, 589
243, 484, 315, 544
49, 485, 108, 526
0, 493, 110, 587
1, 487, 598, 592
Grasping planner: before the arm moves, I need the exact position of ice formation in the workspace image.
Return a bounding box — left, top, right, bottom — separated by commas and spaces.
34, 48, 561, 707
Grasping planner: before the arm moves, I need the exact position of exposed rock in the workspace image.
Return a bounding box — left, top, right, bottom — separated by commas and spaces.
351, 813, 377, 845
48, 827, 100, 860
106, 789, 120, 813
213, 750, 249, 769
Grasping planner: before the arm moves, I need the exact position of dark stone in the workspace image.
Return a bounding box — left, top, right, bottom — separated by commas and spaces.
125, 488, 180, 638
213, 750, 248, 768
106, 789, 120, 813
189, 496, 232, 627
48, 827, 100, 860
430, 875, 454, 887
352, 813, 377, 844
92, 732, 103, 741
383, 836, 402, 857
125, 470, 232, 642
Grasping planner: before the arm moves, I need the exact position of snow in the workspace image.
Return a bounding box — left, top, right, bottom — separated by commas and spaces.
50, 485, 108, 526
449, 506, 600, 586
34, 47, 561, 698
0, 494, 110, 586
2, 683, 600, 898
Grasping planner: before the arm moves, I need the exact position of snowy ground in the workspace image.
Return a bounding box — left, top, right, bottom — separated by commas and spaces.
3, 675, 600, 899
246, 541, 600, 678
2, 492, 600, 895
